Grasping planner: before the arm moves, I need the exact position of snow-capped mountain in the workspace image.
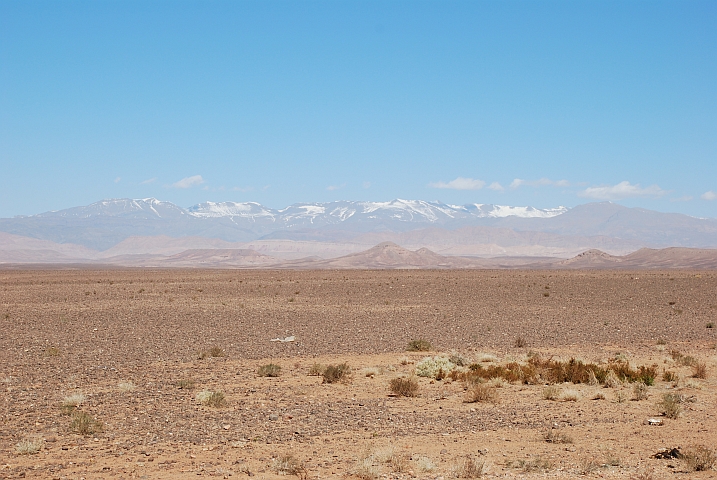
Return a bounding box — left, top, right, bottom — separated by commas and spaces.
187, 199, 568, 224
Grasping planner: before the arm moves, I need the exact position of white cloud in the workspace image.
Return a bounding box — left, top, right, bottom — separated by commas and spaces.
114, 177, 121, 184
671, 196, 693, 202
701, 190, 717, 201
429, 177, 485, 190
362, 181, 371, 189
487, 182, 504, 191
140, 177, 156, 185
326, 184, 345, 191
172, 175, 204, 189
510, 178, 570, 189
579, 181, 666, 200
232, 186, 254, 192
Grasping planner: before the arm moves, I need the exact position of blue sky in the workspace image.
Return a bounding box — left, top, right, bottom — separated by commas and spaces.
1, 1, 715, 218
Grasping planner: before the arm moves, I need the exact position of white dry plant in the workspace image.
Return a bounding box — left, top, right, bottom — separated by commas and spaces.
196, 390, 214, 404
475, 353, 499, 363
561, 388, 581, 402
354, 456, 381, 480
15, 437, 43, 455
62, 392, 86, 408
117, 381, 136, 392
399, 356, 412, 366
604, 370, 623, 388
448, 350, 471, 367
486, 377, 506, 388
682, 379, 704, 390
415, 356, 456, 379
415, 455, 437, 473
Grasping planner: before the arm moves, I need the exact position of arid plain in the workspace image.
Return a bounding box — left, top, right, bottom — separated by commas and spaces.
1, 269, 716, 479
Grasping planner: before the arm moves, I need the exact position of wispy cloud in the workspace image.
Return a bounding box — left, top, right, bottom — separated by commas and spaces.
172, 175, 204, 189
326, 184, 345, 191
671, 195, 693, 202
487, 182, 504, 191
579, 181, 666, 200
140, 177, 156, 185
510, 178, 569, 189
114, 177, 121, 184
429, 177, 485, 190
701, 190, 717, 201
232, 186, 254, 192
362, 181, 371, 189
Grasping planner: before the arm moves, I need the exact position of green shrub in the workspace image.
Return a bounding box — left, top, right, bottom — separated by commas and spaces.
415, 356, 456, 379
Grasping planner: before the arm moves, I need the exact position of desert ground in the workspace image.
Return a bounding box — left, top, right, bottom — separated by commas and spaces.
1, 269, 716, 479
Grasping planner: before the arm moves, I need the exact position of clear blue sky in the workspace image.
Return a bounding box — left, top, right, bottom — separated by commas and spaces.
1, 1, 715, 218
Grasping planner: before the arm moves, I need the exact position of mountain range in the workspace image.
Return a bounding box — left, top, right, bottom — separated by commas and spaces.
0, 198, 716, 267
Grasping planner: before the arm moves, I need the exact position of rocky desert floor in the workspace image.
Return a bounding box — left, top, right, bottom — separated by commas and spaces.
1, 269, 716, 479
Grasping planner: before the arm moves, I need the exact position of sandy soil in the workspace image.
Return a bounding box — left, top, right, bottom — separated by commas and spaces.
1, 269, 716, 479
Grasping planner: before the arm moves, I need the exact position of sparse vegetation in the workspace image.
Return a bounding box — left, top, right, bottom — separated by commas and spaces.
407, 339, 432, 352
508, 456, 552, 473
258, 363, 282, 377
681, 445, 716, 472
560, 388, 580, 401
658, 392, 682, 419
15, 438, 43, 455
272, 455, 307, 479
613, 389, 628, 403
389, 377, 419, 397
198, 346, 225, 359
322, 363, 350, 383
71, 411, 103, 435
464, 383, 500, 404
196, 390, 227, 407
174, 379, 196, 389
452, 455, 485, 478
415, 456, 437, 472
61, 392, 86, 415
692, 361, 708, 379
513, 336, 527, 348
633, 382, 649, 401
542, 385, 560, 400
662, 370, 678, 382
44, 346, 61, 357
415, 356, 456, 379
308, 363, 325, 376
117, 381, 135, 392
543, 430, 573, 444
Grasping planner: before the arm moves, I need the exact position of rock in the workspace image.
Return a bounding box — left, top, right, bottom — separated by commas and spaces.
643, 418, 663, 426
268, 414, 279, 421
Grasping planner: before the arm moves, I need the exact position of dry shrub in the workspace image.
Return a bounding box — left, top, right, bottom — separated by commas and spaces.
449, 351, 470, 366
464, 384, 499, 404
308, 363, 325, 376
692, 362, 708, 379
509, 457, 552, 473
513, 336, 527, 348
117, 381, 136, 392
416, 356, 456, 379
604, 370, 622, 388
633, 382, 649, 401
658, 393, 682, 419
662, 370, 678, 382
258, 363, 282, 377
453, 455, 485, 478
198, 346, 225, 359
560, 388, 580, 402
15, 438, 43, 455
407, 339, 432, 352
44, 347, 61, 357
681, 445, 716, 472
322, 363, 350, 384
353, 457, 381, 480
613, 390, 628, 403
542, 385, 560, 400
389, 377, 419, 397
272, 455, 307, 478
196, 390, 227, 407
543, 430, 573, 444
415, 456, 437, 472
174, 379, 195, 389
61, 392, 86, 415
71, 411, 102, 435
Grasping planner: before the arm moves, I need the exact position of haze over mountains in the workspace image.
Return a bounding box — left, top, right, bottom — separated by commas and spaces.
0, 198, 716, 268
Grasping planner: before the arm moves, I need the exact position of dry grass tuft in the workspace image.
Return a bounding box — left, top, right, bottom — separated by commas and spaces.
198, 346, 225, 359
117, 381, 136, 392
15, 438, 43, 455
543, 429, 573, 444
70, 411, 103, 435
61, 392, 86, 415
415, 456, 437, 472
257, 363, 282, 377
692, 362, 708, 379
44, 346, 61, 357
272, 455, 307, 479
452, 455, 485, 478
681, 445, 716, 472
174, 379, 196, 389
464, 383, 500, 404
308, 363, 325, 376
389, 377, 419, 397
322, 363, 350, 384
658, 392, 682, 419
407, 339, 432, 352
196, 390, 227, 407
560, 388, 581, 402
542, 385, 561, 400
633, 382, 649, 401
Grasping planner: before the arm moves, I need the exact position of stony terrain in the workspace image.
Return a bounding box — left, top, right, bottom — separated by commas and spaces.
1, 269, 716, 479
